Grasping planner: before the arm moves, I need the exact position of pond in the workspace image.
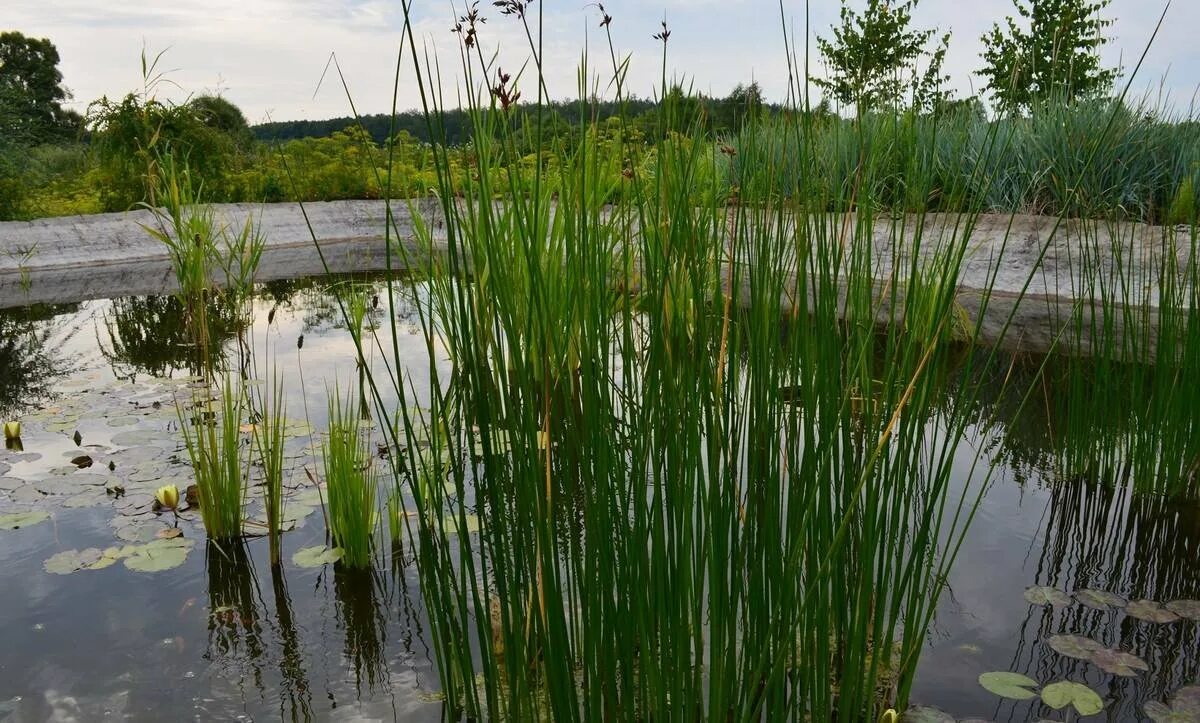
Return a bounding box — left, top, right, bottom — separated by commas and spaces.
0, 277, 1197, 721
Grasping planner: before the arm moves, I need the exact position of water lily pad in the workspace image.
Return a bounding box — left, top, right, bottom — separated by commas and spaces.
1144, 701, 1195, 722
9, 485, 44, 504
292, 546, 343, 568
1024, 586, 1071, 606
0, 509, 50, 530
1145, 689, 1200, 723
0, 476, 22, 491
978, 671, 1039, 700
122, 537, 194, 572
44, 548, 103, 574
1046, 634, 1104, 660
1041, 681, 1104, 716
901, 707, 956, 723
1075, 589, 1127, 610
1127, 599, 1180, 624
70, 455, 93, 469
1090, 648, 1149, 677
114, 520, 163, 543
110, 430, 168, 448
1166, 600, 1200, 620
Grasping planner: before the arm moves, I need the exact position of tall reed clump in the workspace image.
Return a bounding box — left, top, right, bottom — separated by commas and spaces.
252, 370, 287, 565
323, 388, 378, 569
301, 4, 1063, 720
1038, 219, 1200, 492
142, 150, 270, 540
179, 374, 249, 540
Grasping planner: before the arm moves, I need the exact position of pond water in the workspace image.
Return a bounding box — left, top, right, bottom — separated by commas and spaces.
0, 277, 1197, 721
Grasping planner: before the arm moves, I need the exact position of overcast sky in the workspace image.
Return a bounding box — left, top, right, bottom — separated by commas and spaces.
7, 0, 1198, 124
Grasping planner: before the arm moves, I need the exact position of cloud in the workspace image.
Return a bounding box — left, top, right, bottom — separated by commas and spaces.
7, 0, 1199, 122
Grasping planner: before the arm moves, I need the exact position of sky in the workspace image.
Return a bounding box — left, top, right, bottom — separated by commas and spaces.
6, 0, 1199, 124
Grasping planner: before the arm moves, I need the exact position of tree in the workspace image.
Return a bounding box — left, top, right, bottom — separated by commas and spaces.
190, 94, 254, 149
978, 0, 1118, 111
815, 0, 950, 114
0, 31, 77, 142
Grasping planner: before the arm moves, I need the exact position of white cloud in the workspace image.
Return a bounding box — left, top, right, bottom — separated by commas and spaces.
6, 0, 1198, 122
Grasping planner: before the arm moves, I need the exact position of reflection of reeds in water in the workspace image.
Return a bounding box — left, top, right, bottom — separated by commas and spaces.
204, 541, 266, 695
1002, 478, 1200, 720
334, 566, 389, 696
270, 565, 313, 722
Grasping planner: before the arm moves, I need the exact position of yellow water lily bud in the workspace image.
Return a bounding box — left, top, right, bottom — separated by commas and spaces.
3, 421, 19, 440
155, 484, 180, 511
877, 709, 899, 723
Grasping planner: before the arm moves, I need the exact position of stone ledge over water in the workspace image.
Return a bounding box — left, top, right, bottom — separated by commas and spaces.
0, 200, 1192, 358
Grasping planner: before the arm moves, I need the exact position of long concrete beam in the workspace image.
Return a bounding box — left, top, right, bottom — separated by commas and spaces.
0, 200, 1193, 358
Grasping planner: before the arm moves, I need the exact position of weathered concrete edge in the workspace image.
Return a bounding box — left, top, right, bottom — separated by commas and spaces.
0, 200, 1192, 359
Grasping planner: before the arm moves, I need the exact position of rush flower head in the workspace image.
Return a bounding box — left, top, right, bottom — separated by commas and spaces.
653, 20, 671, 43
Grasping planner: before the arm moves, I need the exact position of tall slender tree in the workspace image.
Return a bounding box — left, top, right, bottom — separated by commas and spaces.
978, 0, 1118, 112
815, 0, 951, 114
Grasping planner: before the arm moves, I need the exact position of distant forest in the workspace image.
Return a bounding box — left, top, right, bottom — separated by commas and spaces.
253, 86, 780, 145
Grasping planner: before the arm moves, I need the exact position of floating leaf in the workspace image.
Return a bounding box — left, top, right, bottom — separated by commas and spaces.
0, 509, 50, 530
292, 546, 344, 568
44, 548, 100, 574
1075, 589, 1127, 610
122, 538, 194, 572
901, 707, 956, 723
72, 430, 82, 446
1145, 688, 1200, 723
1047, 634, 1104, 660
1041, 681, 1104, 716
1091, 648, 1149, 677
70, 455, 93, 469
1166, 600, 1200, 620
156, 527, 183, 540
978, 671, 1039, 700
1143, 701, 1193, 722
1127, 599, 1180, 624
1024, 586, 1071, 606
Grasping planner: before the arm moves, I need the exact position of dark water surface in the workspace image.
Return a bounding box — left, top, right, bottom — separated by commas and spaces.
0, 278, 1196, 721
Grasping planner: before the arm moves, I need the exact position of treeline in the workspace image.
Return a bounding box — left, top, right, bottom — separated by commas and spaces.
253, 87, 778, 146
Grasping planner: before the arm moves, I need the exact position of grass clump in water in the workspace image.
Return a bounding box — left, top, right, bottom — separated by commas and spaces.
179, 375, 248, 540
323, 388, 378, 569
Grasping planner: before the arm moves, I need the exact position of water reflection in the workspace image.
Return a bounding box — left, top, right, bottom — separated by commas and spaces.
101, 295, 241, 379
270, 565, 314, 721
335, 566, 391, 696
204, 541, 267, 697
997, 479, 1200, 720
0, 303, 85, 418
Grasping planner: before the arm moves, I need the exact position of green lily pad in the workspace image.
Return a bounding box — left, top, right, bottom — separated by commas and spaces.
1144, 701, 1196, 722
1127, 599, 1180, 624
0, 476, 23, 491
1090, 648, 1149, 677
1024, 586, 1071, 606
901, 706, 956, 723
1166, 600, 1200, 620
978, 671, 1039, 700
1075, 589, 1127, 610
1046, 634, 1105, 660
110, 430, 169, 447
1041, 681, 1104, 716
44, 548, 104, 574
292, 546, 343, 568
122, 537, 194, 572
0, 509, 50, 530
